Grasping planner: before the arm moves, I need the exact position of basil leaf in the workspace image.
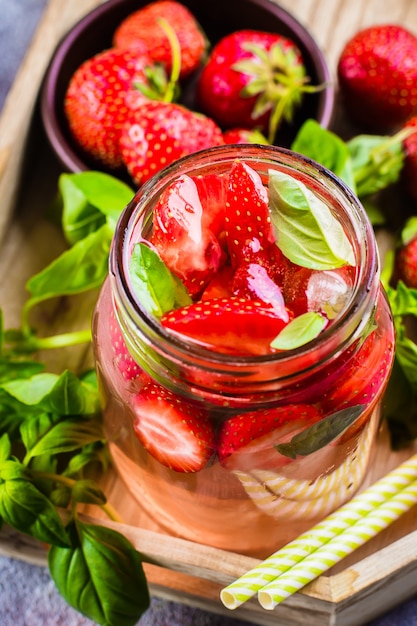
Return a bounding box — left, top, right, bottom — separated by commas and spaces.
46, 371, 99, 415
348, 133, 405, 197
129, 243, 191, 317
291, 119, 355, 191
0, 459, 28, 481
49, 520, 150, 626
269, 170, 355, 270
2, 373, 58, 405
0, 434, 11, 463
2, 371, 99, 415
0, 477, 70, 546
65, 443, 108, 477
26, 223, 113, 304
22, 417, 103, 461
275, 405, 365, 458
271, 312, 327, 350
59, 172, 134, 244
72, 479, 107, 506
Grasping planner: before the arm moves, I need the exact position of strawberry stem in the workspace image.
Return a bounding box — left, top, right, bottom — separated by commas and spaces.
157, 17, 182, 103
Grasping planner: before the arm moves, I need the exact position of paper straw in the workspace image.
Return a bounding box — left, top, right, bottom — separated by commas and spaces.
258, 477, 417, 609
220, 453, 417, 610
232, 418, 374, 521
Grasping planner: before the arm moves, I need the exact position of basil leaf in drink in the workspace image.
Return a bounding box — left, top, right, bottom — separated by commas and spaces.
49, 520, 150, 626
269, 169, 355, 270
275, 405, 365, 459
129, 242, 191, 317
271, 311, 327, 350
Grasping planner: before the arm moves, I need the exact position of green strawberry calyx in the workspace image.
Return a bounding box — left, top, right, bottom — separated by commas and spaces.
134, 17, 182, 103
233, 42, 327, 143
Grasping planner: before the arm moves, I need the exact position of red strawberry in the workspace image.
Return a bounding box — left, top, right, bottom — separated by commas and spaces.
223, 128, 269, 145
64, 47, 152, 168
132, 382, 215, 472
197, 30, 314, 142
231, 262, 289, 321
161, 296, 290, 355
119, 101, 224, 186
109, 310, 142, 381
201, 264, 235, 300
225, 160, 275, 266
217, 404, 322, 471
397, 234, 417, 288
150, 173, 224, 297
191, 172, 229, 241
337, 25, 417, 132
320, 327, 395, 414
402, 115, 417, 201
113, 0, 207, 79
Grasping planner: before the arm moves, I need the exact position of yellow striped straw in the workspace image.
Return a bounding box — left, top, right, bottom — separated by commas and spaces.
220, 453, 417, 610
258, 476, 417, 609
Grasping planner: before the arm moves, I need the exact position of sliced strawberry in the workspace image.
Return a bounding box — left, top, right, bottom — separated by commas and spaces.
225, 160, 275, 266
231, 262, 290, 321
150, 173, 224, 297
109, 310, 142, 381
217, 404, 322, 471
201, 264, 235, 300
191, 172, 229, 241
320, 325, 395, 415
132, 382, 215, 472
161, 296, 289, 355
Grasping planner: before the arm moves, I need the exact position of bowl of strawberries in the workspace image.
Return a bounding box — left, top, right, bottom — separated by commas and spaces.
40, 0, 334, 187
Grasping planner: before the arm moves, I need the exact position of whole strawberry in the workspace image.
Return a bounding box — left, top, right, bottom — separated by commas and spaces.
64, 47, 152, 168
113, 0, 207, 79
402, 115, 417, 201
223, 128, 269, 145
196, 29, 316, 143
337, 25, 417, 132
397, 233, 417, 288
119, 100, 224, 186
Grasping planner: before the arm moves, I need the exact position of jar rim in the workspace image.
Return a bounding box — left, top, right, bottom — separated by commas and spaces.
110, 144, 378, 372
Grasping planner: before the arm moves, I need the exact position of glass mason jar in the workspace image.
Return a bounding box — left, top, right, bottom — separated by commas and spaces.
92, 145, 395, 558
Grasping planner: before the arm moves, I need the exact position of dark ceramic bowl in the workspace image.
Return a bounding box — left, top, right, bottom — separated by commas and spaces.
40, 0, 335, 178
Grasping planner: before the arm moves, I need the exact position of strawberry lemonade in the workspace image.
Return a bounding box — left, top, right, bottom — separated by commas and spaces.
92, 145, 395, 557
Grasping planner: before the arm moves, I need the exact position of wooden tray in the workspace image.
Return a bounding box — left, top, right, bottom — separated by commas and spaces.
1, 1, 417, 625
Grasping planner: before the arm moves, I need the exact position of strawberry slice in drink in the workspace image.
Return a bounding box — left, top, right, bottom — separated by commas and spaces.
225, 160, 275, 266
217, 404, 323, 472
161, 296, 290, 356
109, 310, 142, 382
150, 172, 225, 297
132, 382, 216, 473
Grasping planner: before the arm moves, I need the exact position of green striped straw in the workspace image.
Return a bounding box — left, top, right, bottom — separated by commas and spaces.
258, 476, 417, 609
220, 453, 417, 610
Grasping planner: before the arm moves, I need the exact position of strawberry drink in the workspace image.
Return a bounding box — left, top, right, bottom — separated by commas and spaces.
92, 145, 394, 557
